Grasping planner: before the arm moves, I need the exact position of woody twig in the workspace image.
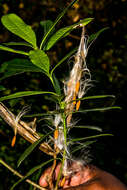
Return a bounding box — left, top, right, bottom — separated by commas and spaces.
0, 102, 54, 156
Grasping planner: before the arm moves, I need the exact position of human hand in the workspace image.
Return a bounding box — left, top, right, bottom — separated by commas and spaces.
39, 161, 127, 190
39, 161, 92, 189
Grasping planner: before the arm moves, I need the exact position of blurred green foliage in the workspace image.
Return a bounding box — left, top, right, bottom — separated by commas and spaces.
0, 0, 127, 189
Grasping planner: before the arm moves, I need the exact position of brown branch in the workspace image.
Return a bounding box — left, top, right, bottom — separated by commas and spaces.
0, 159, 46, 190
0, 102, 54, 156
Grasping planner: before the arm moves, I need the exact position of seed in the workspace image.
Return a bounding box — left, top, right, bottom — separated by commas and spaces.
76, 100, 81, 111
11, 135, 16, 147
60, 176, 66, 187
73, 94, 76, 105
75, 81, 80, 95
54, 129, 59, 140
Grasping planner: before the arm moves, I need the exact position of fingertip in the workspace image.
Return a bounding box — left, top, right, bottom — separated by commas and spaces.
39, 175, 48, 187
39, 167, 51, 187
55, 162, 62, 179
70, 172, 82, 186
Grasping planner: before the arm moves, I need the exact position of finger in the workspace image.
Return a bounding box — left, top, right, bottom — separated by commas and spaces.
64, 167, 91, 188
63, 172, 82, 188
39, 167, 51, 187
55, 162, 62, 179
39, 163, 62, 187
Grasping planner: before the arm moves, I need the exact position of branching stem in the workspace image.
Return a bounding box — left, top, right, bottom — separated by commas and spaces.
0, 159, 46, 190
54, 113, 67, 190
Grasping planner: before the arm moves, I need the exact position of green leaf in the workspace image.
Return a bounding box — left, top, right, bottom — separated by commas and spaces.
29, 49, 50, 74
44, 93, 62, 104
3, 42, 33, 48
0, 91, 59, 101
0, 85, 6, 91
0, 59, 43, 80
45, 18, 93, 50
51, 47, 77, 75
79, 94, 115, 101
17, 131, 53, 167
11, 159, 55, 190
40, 0, 78, 49
0, 45, 28, 55
24, 111, 61, 118
71, 134, 113, 142
52, 74, 61, 95
88, 27, 109, 44
72, 125, 102, 132
71, 141, 96, 154
69, 95, 115, 105
40, 20, 54, 37
1, 14, 37, 49
71, 106, 121, 114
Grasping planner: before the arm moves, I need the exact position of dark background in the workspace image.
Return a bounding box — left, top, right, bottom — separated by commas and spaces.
0, 0, 127, 189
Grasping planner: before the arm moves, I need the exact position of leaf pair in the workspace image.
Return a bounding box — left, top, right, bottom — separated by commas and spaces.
0, 0, 84, 102
44, 18, 93, 50
0, 0, 107, 84
39, 0, 79, 49
0, 14, 50, 76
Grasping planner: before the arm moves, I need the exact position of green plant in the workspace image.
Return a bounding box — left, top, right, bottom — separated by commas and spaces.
0, 0, 120, 189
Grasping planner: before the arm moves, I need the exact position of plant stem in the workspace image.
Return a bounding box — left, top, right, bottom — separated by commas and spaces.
54, 113, 67, 190
63, 114, 67, 150
49, 74, 55, 89
49, 74, 61, 100
0, 159, 46, 190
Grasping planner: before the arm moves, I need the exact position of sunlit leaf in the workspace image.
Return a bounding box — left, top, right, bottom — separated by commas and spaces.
40, 0, 78, 49
0, 91, 59, 101
45, 18, 93, 50
1, 14, 37, 49
17, 131, 53, 167
29, 49, 50, 74
0, 45, 28, 55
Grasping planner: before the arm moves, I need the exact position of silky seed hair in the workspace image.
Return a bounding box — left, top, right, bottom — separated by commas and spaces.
52, 27, 92, 175
54, 26, 92, 143
14, 105, 31, 134
0, 103, 31, 147
64, 26, 92, 125
62, 27, 93, 175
